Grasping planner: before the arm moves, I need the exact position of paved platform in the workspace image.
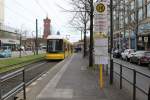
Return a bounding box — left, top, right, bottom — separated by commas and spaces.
17, 53, 132, 100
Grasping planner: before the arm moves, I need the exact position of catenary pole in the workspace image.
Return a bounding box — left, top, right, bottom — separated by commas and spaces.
36, 19, 38, 55
110, 0, 114, 84
89, 0, 94, 67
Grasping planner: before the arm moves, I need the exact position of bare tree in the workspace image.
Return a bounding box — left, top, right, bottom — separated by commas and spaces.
69, 0, 90, 57
58, 0, 90, 57
57, 0, 94, 65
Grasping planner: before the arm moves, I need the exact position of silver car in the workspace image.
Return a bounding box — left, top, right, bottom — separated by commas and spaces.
121, 49, 135, 61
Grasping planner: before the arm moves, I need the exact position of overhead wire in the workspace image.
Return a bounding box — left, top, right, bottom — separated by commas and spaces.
3, 0, 48, 23
0, 1, 35, 25
0, 0, 51, 32
13, 0, 38, 19
33, 0, 47, 15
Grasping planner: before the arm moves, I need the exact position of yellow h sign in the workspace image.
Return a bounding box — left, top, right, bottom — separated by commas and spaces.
96, 3, 105, 13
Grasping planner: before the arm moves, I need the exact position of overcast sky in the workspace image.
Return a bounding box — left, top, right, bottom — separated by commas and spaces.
4, 0, 82, 42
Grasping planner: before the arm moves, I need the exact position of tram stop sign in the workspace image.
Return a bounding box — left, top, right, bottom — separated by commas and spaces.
96, 3, 105, 13
94, 2, 107, 14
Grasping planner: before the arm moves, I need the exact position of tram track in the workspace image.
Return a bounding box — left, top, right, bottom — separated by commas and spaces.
0, 60, 59, 98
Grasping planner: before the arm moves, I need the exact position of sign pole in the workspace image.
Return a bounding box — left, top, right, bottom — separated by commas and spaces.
99, 64, 104, 88
94, 1, 108, 88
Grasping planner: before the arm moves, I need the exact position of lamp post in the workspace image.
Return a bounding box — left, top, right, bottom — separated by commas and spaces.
19, 24, 25, 58
123, 0, 126, 50
31, 31, 35, 55
35, 19, 38, 55
135, 0, 139, 50
89, 0, 94, 67
19, 32, 22, 58
110, 0, 114, 84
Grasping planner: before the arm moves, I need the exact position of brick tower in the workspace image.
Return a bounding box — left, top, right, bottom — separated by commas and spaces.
43, 17, 51, 39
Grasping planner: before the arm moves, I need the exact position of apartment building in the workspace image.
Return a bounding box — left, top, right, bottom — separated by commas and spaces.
113, 0, 150, 50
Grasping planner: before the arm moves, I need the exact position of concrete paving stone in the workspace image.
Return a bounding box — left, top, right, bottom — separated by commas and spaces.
17, 53, 133, 100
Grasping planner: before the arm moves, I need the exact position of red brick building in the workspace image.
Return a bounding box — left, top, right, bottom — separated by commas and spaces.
43, 17, 51, 39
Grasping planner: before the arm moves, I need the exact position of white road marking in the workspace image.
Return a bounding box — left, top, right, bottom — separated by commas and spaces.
26, 87, 31, 92
37, 77, 43, 81
31, 81, 37, 86
42, 73, 47, 77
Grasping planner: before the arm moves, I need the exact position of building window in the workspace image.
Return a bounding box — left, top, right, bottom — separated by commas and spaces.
147, 0, 150, 3
138, 0, 143, 7
125, 18, 128, 24
147, 3, 150, 17
131, 1, 135, 10
138, 8, 143, 20
131, 13, 135, 21
120, 20, 123, 28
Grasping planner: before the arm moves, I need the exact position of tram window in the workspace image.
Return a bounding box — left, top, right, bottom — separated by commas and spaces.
47, 40, 53, 52
55, 39, 63, 51
47, 39, 63, 52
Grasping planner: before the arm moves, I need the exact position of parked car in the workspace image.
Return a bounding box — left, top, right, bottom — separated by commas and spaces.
130, 51, 150, 65
121, 49, 135, 61
0, 49, 12, 58
113, 49, 122, 58
128, 52, 136, 62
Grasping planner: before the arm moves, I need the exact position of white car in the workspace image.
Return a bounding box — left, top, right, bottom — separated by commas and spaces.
128, 52, 136, 62
121, 49, 135, 61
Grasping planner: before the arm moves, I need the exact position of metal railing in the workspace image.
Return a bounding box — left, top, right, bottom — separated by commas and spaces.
113, 61, 150, 100
0, 68, 26, 100
0, 57, 46, 100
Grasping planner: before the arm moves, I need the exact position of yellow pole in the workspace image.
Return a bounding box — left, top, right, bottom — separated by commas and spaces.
99, 64, 103, 89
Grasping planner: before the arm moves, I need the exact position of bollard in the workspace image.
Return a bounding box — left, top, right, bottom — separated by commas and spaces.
110, 59, 114, 84
133, 70, 136, 100
120, 65, 122, 89
23, 69, 26, 100
148, 86, 150, 100
106, 64, 108, 76
0, 78, 1, 100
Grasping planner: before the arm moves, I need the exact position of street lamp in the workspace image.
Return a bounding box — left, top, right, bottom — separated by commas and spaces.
19, 31, 22, 58
18, 24, 25, 58
36, 19, 38, 55
31, 31, 36, 55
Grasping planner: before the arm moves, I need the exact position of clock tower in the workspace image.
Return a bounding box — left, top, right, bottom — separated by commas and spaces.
43, 17, 51, 39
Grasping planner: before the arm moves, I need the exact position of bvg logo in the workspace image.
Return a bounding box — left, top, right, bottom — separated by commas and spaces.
96, 3, 105, 13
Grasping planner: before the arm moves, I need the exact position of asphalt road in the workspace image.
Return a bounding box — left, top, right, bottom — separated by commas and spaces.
0, 60, 59, 99
112, 58, 150, 100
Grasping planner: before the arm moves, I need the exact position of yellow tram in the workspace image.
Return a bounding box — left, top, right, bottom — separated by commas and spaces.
45, 35, 73, 60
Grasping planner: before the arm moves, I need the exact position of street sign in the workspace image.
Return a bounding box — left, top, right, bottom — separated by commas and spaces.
96, 3, 105, 13
144, 37, 148, 42
94, 38, 108, 64
94, 2, 108, 64
94, 2, 108, 33
94, 2, 107, 14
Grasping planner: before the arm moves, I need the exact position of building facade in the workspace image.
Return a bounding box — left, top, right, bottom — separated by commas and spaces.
43, 17, 51, 39
0, 30, 20, 51
113, 0, 150, 51
0, 0, 4, 24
